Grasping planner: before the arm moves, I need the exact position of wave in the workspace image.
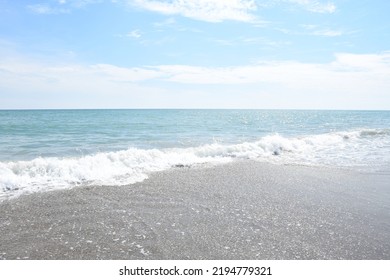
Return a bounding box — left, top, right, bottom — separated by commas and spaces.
1, 128, 389, 200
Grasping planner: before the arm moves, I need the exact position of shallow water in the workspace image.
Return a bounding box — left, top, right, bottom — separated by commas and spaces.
1, 109, 390, 198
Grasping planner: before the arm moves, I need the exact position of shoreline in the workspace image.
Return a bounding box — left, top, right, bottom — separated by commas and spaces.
1, 161, 389, 259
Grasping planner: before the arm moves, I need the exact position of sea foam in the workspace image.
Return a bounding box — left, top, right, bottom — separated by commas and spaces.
1, 128, 389, 200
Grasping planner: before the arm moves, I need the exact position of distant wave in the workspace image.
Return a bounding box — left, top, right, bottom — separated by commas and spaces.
1, 128, 389, 200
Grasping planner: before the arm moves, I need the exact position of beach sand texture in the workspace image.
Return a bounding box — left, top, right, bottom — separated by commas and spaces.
1, 161, 389, 259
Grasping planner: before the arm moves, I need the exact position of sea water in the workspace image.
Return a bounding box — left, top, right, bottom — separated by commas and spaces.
1, 109, 389, 199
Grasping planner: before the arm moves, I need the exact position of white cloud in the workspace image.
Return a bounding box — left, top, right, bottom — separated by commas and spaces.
27, 0, 101, 14
300, 24, 343, 37
0, 56, 168, 109
70, 0, 102, 8
2, 52, 389, 86
153, 17, 177, 27
0, 60, 160, 85
287, 0, 336, 13
27, 4, 69, 14
1, 52, 389, 109
311, 29, 343, 37
115, 30, 143, 39
132, 0, 257, 22
213, 36, 290, 48
147, 52, 390, 88
92, 64, 162, 81
331, 53, 390, 72
126, 29, 142, 38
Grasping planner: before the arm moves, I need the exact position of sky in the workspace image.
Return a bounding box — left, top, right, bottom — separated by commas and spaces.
0, 0, 389, 109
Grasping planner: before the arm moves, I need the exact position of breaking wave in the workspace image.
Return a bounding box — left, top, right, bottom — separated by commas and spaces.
1, 128, 389, 200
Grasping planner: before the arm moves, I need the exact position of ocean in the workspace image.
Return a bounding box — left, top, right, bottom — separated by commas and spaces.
1, 109, 389, 200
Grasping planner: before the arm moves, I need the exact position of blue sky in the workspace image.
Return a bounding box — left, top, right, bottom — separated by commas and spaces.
0, 0, 389, 109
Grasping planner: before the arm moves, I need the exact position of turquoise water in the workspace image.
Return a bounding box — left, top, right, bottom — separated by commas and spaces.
1, 109, 389, 160
1, 109, 390, 199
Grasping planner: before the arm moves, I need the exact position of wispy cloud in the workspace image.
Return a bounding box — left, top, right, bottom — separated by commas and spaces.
126, 29, 142, 38
148, 52, 390, 86
2, 51, 389, 86
212, 36, 290, 48
153, 17, 177, 27
27, 4, 69, 14
276, 24, 345, 37
2, 52, 390, 109
67, 0, 102, 7
28, 0, 337, 19
301, 24, 343, 37
311, 29, 343, 37
132, 0, 258, 22
116, 31, 175, 46
115, 29, 143, 39
27, 0, 101, 14
92, 64, 161, 81
286, 0, 336, 13
152, 17, 203, 33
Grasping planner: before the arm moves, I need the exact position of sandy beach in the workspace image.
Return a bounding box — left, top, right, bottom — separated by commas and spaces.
0, 161, 389, 260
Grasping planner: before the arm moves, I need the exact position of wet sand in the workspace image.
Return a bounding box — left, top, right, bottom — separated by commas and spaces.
0, 161, 389, 259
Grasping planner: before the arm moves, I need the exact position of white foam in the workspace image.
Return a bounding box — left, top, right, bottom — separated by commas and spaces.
1, 128, 389, 200
0, 147, 231, 200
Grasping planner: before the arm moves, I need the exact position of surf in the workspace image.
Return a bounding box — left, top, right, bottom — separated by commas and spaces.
1, 128, 389, 200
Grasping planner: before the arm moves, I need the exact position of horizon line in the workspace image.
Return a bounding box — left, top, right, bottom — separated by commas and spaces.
1, 108, 390, 111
